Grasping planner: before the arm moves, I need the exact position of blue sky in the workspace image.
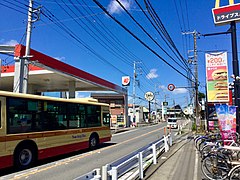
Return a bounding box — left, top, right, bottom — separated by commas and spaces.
0, 0, 239, 109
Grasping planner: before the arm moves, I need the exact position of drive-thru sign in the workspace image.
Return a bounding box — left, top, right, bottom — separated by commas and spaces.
212, 2, 240, 25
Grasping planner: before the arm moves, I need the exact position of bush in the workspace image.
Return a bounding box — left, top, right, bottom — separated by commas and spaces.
192, 122, 196, 131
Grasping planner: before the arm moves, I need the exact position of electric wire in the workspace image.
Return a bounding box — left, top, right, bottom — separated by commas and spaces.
135, 0, 188, 69
56, 0, 132, 67
40, 7, 128, 76
52, 1, 158, 96
42, 0, 163, 93
115, 0, 189, 74
0, 2, 27, 15
92, 0, 194, 83
81, 0, 138, 64
144, 0, 190, 71
66, 0, 134, 66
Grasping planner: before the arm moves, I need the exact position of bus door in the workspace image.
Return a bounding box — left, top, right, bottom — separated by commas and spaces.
0, 97, 6, 154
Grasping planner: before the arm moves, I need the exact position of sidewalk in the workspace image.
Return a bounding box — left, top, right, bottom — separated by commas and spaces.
144, 124, 203, 180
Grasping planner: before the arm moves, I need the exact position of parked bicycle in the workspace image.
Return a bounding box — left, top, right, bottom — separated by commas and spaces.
195, 132, 240, 180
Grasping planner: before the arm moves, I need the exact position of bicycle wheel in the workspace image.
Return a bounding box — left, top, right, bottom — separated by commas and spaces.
229, 165, 240, 180
198, 138, 208, 152
201, 154, 230, 180
195, 136, 207, 150
194, 136, 203, 148
200, 144, 216, 159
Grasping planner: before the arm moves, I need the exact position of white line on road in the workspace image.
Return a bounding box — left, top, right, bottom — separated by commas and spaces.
112, 129, 138, 136
193, 147, 199, 180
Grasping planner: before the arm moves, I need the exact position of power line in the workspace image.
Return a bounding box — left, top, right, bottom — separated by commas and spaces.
144, 0, 191, 72
92, 0, 194, 83
41, 5, 128, 76
0, 2, 27, 15
115, 0, 189, 74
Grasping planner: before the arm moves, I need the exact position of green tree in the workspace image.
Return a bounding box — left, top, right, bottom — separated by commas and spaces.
198, 92, 205, 99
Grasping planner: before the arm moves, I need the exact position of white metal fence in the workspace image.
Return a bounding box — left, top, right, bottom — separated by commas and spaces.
75, 133, 173, 180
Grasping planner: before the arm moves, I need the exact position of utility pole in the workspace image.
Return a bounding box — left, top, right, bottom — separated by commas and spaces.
162, 94, 168, 121
154, 84, 158, 113
132, 61, 142, 124
14, 0, 40, 93
133, 61, 136, 123
193, 30, 200, 131
22, 0, 34, 93
183, 30, 200, 131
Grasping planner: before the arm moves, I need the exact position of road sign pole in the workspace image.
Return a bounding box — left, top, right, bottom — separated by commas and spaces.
148, 101, 151, 121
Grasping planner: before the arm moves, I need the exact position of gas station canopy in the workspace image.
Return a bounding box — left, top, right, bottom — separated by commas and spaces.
0, 44, 127, 95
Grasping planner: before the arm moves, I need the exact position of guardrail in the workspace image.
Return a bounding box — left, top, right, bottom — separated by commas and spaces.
75, 133, 173, 180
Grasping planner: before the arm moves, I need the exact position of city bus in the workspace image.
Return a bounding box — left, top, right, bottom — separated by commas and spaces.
0, 90, 111, 170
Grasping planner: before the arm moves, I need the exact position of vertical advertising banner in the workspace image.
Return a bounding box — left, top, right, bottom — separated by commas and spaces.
228, 106, 237, 134
205, 52, 229, 102
215, 104, 236, 140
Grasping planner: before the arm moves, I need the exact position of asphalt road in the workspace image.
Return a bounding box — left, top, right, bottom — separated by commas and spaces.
1, 122, 173, 180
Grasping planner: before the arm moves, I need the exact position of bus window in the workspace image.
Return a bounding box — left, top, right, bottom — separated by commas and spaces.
7, 98, 36, 133
78, 104, 86, 128
86, 105, 101, 127
67, 103, 85, 128
42, 101, 67, 130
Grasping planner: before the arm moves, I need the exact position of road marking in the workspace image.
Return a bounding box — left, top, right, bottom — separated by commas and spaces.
193, 147, 199, 180
8, 126, 165, 180
112, 129, 138, 136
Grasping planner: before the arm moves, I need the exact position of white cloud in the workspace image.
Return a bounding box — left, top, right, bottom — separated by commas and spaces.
146, 69, 158, 79
158, 85, 188, 95
172, 88, 188, 95
107, 0, 131, 14
159, 85, 168, 91
54, 56, 66, 62
3, 39, 18, 46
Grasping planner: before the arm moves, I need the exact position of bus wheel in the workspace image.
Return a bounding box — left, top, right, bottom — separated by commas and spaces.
89, 134, 99, 150
14, 145, 36, 170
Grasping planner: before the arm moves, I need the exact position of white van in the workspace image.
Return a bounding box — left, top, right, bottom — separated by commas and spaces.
167, 117, 178, 129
